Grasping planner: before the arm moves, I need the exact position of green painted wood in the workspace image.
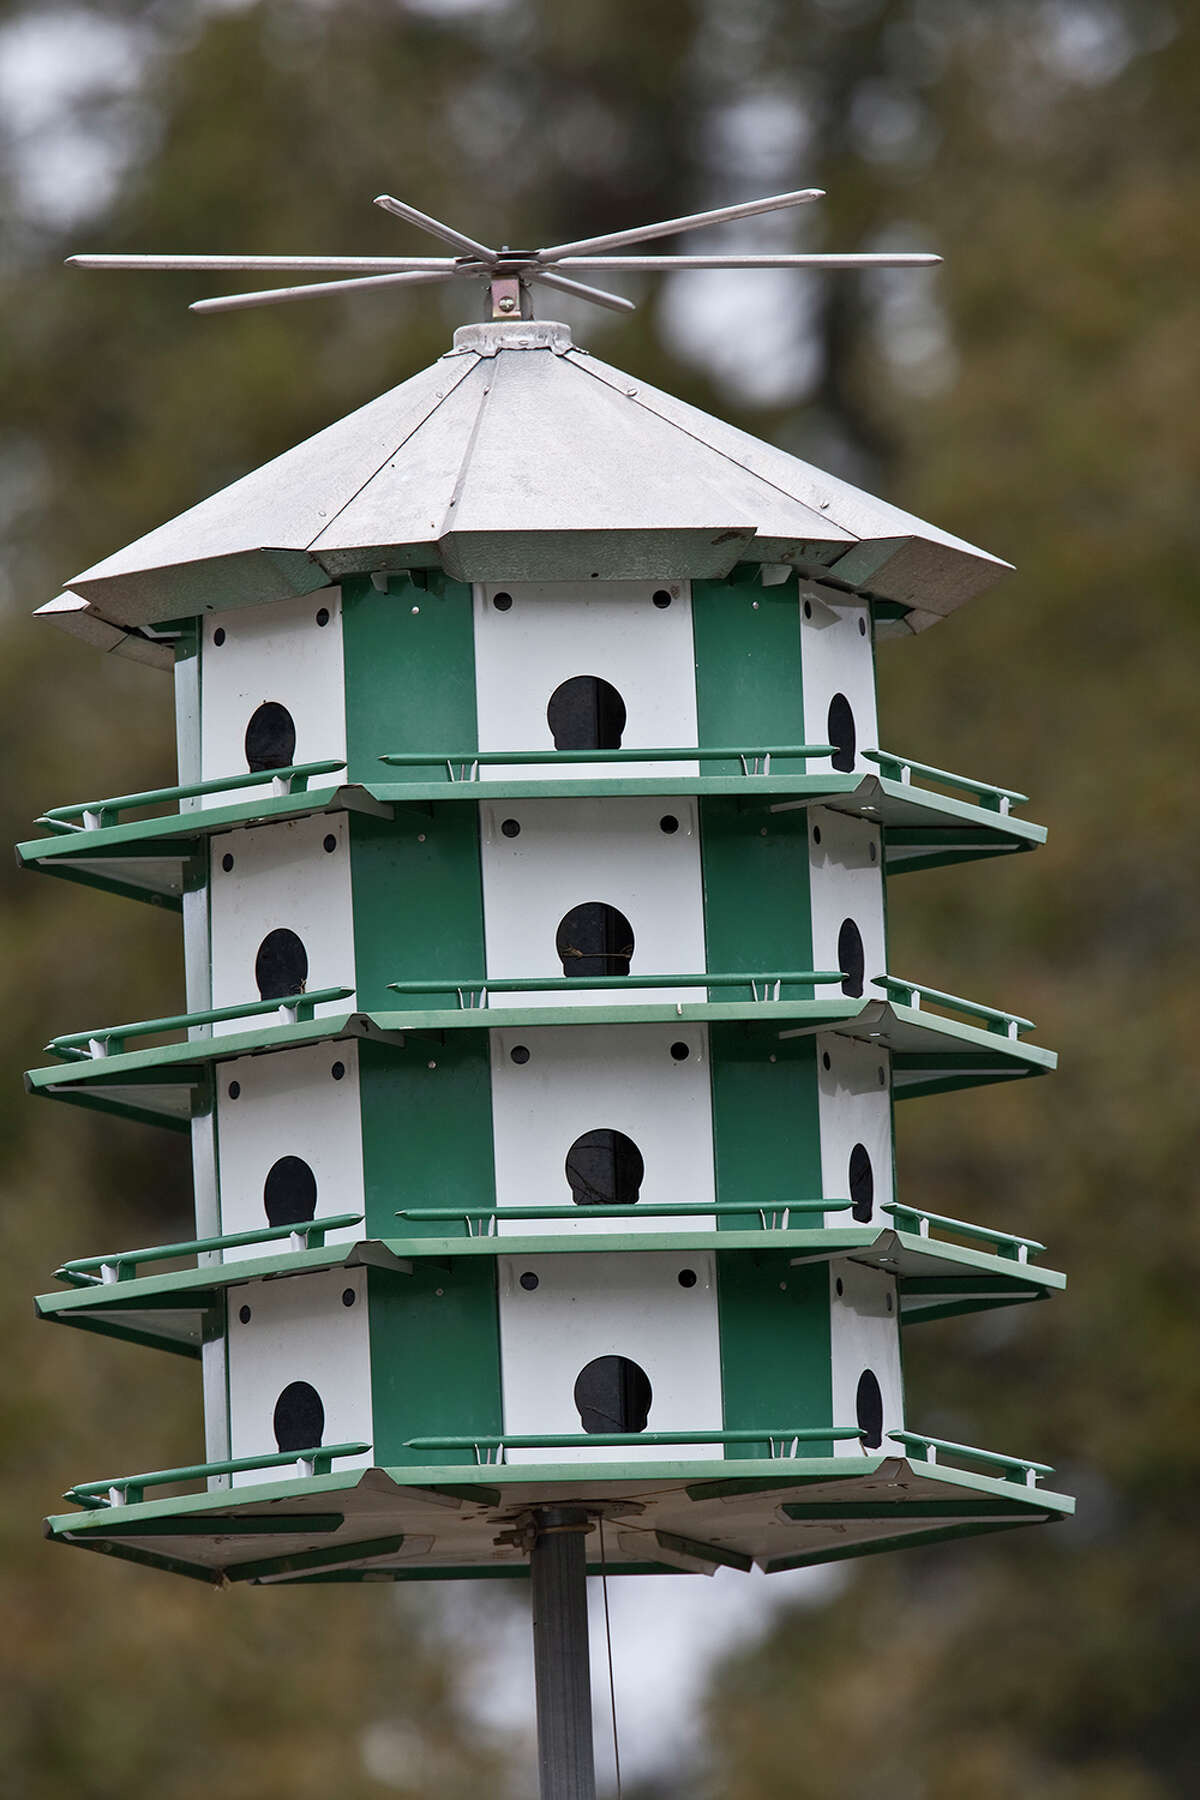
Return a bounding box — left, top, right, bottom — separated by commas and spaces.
763, 1517, 1040, 1574
718, 1253, 831, 1459
85, 1513, 346, 1537
348, 809, 484, 1012
700, 799, 814, 982
225, 1533, 407, 1583
366, 1261, 502, 1466
359, 1037, 495, 1240
692, 575, 805, 769
341, 574, 477, 786
709, 1027, 822, 1224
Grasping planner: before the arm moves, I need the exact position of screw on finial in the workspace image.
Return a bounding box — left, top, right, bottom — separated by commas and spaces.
65, 188, 941, 321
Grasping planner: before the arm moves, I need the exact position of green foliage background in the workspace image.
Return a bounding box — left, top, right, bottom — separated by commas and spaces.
0, 3, 1195, 1795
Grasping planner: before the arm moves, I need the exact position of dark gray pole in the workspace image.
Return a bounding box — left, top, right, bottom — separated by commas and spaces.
530, 1507, 596, 1800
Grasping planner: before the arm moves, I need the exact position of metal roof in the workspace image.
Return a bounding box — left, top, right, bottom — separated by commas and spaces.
45, 319, 1009, 648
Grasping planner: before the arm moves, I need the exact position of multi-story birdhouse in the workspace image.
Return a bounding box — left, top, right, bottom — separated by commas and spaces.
23, 310, 1070, 1586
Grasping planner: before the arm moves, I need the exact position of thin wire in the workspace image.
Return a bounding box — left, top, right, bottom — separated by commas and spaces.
598, 1516, 623, 1800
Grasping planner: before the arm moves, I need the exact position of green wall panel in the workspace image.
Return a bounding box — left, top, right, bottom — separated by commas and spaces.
700, 798, 814, 977
348, 809, 485, 1010
367, 1260, 501, 1465
708, 1025, 822, 1222
340, 573, 478, 782
692, 576, 805, 768
359, 1038, 496, 1240
717, 1252, 832, 1458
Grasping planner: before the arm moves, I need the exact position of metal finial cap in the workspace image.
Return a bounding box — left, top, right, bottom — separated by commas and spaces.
451, 320, 573, 357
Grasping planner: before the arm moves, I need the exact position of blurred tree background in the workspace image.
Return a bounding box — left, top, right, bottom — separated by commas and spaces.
0, 1, 1195, 1796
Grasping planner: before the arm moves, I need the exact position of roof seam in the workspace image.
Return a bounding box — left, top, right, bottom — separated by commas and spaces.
563, 351, 859, 545
304, 352, 480, 553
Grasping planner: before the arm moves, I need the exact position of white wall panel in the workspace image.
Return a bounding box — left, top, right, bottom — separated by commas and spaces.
808, 806, 887, 1007
214, 1040, 363, 1261
208, 812, 356, 1030
226, 1265, 373, 1483
479, 797, 705, 1006
473, 580, 698, 779
488, 1023, 713, 1235
798, 587, 877, 775
828, 1259, 904, 1458
497, 1251, 722, 1463
816, 1033, 894, 1230
199, 589, 346, 807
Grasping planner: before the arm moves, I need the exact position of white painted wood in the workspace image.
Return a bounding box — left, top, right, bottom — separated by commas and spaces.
808, 806, 887, 1007
226, 1264, 373, 1483
479, 796, 705, 1006
473, 580, 698, 779
828, 1259, 904, 1458
214, 1040, 364, 1261
199, 588, 346, 807
816, 1033, 893, 1229
798, 586, 877, 774
488, 1023, 714, 1235
497, 1251, 722, 1463
208, 812, 356, 1030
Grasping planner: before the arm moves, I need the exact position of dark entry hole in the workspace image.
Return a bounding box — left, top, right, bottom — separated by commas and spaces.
565, 1129, 644, 1207
323, 834, 337, 854
238, 1304, 252, 1324
273, 1380, 325, 1453
221, 853, 235, 873
501, 818, 521, 838
255, 928, 308, 1001
652, 590, 672, 609
837, 919, 865, 998
493, 591, 513, 611
574, 1355, 652, 1434
342, 1287, 356, 1307
827, 693, 856, 773
315, 606, 330, 628
670, 1041, 690, 1062
263, 1154, 318, 1228
228, 1080, 241, 1100
556, 902, 634, 978
510, 1045, 531, 1065
331, 1061, 346, 1081
519, 1271, 539, 1291
659, 815, 679, 834
212, 627, 226, 646
547, 675, 627, 752
856, 1369, 884, 1450
678, 1269, 698, 1289
244, 701, 297, 773
849, 1143, 874, 1223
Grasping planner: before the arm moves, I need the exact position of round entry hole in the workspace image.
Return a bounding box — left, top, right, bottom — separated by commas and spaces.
238, 1304, 252, 1324
837, 919, 865, 999
221, 853, 235, 873
213, 627, 226, 646
652, 590, 672, 609
244, 701, 297, 774
323, 834, 337, 854
315, 606, 330, 627
501, 818, 521, 838
678, 1269, 698, 1288
493, 591, 513, 611
574, 1355, 652, 1434
255, 927, 308, 1001
556, 902, 634, 978
827, 693, 856, 774
519, 1271, 539, 1291
263, 1155, 317, 1228
566, 1129, 644, 1207
659, 815, 679, 835
274, 1381, 325, 1454
331, 1061, 346, 1081
856, 1369, 884, 1450
228, 1080, 241, 1100
670, 1041, 690, 1062
342, 1288, 356, 1308
510, 1045, 531, 1065
547, 676, 626, 752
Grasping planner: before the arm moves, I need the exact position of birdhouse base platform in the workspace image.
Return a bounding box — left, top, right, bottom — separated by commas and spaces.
46, 1455, 1072, 1586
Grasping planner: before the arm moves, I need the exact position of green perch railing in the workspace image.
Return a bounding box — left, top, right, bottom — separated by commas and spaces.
872, 975, 1035, 1039
64, 1442, 373, 1510
46, 986, 355, 1060
863, 750, 1028, 815
387, 970, 848, 1008
396, 1199, 851, 1237
889, 1431, 1054, 1487
405, 1427, 865, 1465
54, 1213, 365, 1287
379, 744, 835, 780
37, 759, 347, 833
883, 1203, 1044, 1264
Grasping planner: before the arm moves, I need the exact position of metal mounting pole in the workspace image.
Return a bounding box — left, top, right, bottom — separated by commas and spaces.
530, 1507, 596, 1800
